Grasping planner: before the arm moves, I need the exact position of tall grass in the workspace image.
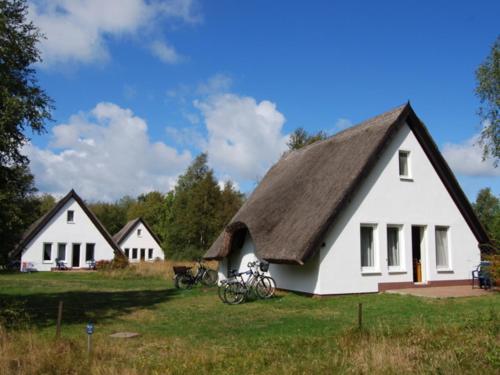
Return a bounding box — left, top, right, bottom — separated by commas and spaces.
1, 320, 498, 374
99, 260, 218, 280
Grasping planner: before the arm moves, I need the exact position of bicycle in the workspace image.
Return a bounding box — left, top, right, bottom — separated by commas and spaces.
219, 261, 276, 304
173, 260, 218, 289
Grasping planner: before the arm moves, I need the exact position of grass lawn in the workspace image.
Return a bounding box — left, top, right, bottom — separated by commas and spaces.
0, 268, 499, 374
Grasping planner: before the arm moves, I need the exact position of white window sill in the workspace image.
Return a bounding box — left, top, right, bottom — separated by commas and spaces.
361, 269, 382, 275
43, 261, 53, 264
437, 268, 454, 273
399, 176, 413, 182
67, 221, 75, 224
388, 268, 406, 274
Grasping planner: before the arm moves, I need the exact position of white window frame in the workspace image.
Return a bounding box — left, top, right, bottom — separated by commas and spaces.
43, 243, 53, 263
85, 243, 95, 263
387, 225, 405, 273
132, 248, 138, 260
398, 150, 412, 180
124, 248, 130, 258
67, 210, 74, 223
137, 228, 142, 237
148, 248, 153, 260
435, 226, 452, 272
360, 224, 380, 274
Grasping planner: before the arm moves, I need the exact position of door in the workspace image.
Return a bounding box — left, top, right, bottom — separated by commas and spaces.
411, 226, 424, 283
140, 248, 145, 261
72, 244, 80, 268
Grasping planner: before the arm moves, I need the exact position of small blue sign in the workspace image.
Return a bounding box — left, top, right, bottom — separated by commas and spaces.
86, 323, 94, 335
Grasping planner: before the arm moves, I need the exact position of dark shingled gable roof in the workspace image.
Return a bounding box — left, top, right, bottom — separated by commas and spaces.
204, 103, 490, 264
113, 217, 162, 247
10, 189, 125, 259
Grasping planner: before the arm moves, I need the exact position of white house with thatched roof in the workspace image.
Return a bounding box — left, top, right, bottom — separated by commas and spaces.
12, 190, 124, 272
113, 218, 164, 262
205, 103, 489, 295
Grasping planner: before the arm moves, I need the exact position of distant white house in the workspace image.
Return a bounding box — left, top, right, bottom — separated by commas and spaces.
12, 190, 124, 271
113, 218, 164, 262
205, 104, 490, 295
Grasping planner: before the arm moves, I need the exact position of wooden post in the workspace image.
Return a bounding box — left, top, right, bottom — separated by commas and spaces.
55, 301, 63, 339
358, 303, 362, 330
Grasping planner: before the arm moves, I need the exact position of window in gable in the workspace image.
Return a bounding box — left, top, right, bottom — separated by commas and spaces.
67, 210, 74, 223
399, 150, 411, 179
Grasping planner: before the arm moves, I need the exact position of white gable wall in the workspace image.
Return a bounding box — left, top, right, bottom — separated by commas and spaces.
21, 198, 116, 271
119, 221, 164, 262
317, 122, 480, 294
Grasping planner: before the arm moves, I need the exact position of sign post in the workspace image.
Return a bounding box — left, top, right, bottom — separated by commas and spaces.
86, 322, 94, 356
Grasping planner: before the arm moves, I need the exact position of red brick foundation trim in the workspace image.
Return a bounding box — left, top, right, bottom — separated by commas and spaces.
378, 279, 470, 292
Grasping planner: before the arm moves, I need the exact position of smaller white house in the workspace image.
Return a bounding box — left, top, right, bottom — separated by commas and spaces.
12, 190, 124, 271
113, 218, 164, 262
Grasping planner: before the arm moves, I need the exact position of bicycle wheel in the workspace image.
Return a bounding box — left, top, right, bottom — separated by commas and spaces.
224, 281, 246, 305
257, 276, 276, 298
201, 269, 218, 286
217, 281, 228, 302
176, 274, 192, 290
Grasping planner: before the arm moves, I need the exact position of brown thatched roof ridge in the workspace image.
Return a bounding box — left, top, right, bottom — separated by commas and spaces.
10, 189, 125, 259
204, 103, 490, 264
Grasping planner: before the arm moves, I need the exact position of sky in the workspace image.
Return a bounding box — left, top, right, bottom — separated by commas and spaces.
23, 0, 499, 202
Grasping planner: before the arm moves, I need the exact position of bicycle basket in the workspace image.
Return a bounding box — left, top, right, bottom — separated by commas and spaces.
259, 261, 270, 272
173, 266, 190, 275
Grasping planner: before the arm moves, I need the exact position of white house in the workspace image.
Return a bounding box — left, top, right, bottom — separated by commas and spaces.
12, 190, 124, 271
204, 103, 490, 295
113, 218, 164, 262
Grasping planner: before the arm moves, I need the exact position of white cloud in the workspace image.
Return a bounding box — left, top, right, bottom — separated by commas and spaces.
442, 134, 500, 177
24, 102, 192, 201
196, 73, 232, 96
28, 0, 199, 66
150, 40, 183, 64
195, 94, 288, 182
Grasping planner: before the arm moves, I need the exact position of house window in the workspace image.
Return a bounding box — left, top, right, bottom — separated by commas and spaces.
137, 229, 142, 237
85, 243, 95, 262
435, 226, 450, 269
148, 248, 153, 259
387, 226, 401, 268
67, 210, 74, 223
399, 150, 411, 178
360, 225, 377, 270
140, 248, 145, 261
57, 243, 66, 261
124, 248, 130, 258
43, 243, 52, 262
132, 248, 138, 259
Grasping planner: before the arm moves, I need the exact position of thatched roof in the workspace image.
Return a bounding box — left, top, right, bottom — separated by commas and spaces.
10, 190, 125, 259
204, 103, 490, 264
113, 217, 162, 247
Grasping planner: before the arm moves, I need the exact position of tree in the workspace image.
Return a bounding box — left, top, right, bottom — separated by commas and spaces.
164, 154, 244, 260
0, 0, 53, 262
475, 36, 499, 166
286, 127, 327, 151
36, 193, 56, 215
88, 201, 129, 236
473, 188, 500, 251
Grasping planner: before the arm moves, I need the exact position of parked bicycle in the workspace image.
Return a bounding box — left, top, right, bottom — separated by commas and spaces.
219, 261, 276, 304
173, 260, 218, 289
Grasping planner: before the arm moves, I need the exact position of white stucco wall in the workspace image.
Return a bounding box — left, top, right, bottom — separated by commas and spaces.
317, 122, 480, 294
20, 198, 116, 271
218, 232, 321, 294
119, 221, 164, 262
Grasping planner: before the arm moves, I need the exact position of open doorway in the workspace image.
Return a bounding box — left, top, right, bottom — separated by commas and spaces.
411, 226, 425, 283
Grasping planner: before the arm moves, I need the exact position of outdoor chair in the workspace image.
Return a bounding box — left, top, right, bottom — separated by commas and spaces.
472, 261, 492, 289
55, 258, 68, 270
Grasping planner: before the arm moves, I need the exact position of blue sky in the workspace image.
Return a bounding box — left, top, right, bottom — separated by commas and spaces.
25, 0, 499, 201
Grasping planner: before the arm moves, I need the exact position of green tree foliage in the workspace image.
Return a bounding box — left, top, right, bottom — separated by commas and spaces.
0, 166, 40, 263
88, 201, 129, 236
164, 154, 244, 260
475, 36, 499, 166
473, 188, 500, 252
0, 0, 52, 263
286, 127, 328, 151
127, 191, 168, 242
36, 193, 55, 215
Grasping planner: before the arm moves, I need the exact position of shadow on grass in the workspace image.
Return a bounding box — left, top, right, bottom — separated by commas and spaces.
0, 288, 180, 328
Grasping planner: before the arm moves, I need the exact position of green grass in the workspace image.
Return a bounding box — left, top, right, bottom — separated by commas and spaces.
0, 270, 499, 374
